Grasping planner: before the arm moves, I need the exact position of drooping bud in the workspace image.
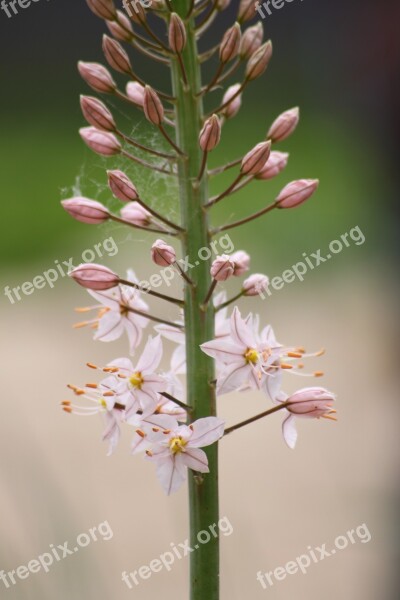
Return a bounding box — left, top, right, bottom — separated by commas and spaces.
222, 83, 242, 119
126, 81, 145, 106
237, 0, 256, 23
86, 0, 116, 21
239, 22, 263, 59
143, 86, 164, 125
242, 273, 269, 296
230, 250, 250, 276
255, 151, 289, 181
80, 127, 121, 156
102, 35, 132, 74
267, 107, 299, 143
61, 197, 110, 224
78, 62, 117, 94
245, 41, 273, 81
70, 263, 119, 291
80, 96, 116, 132
241, 141, 271, 175
219, 23, 241, 63
106, 10, 133, 42
199, 115, 221, 152
120, 202, 152, 227
107, 169, 139, 202
286, 387, 336, 418
210, 255, 235, 281
151, 239, 176, 266
168, 13, 187, 53
276, 179, 319, 209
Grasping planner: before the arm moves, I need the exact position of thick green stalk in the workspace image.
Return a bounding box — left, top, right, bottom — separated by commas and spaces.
170, 2, 219, 599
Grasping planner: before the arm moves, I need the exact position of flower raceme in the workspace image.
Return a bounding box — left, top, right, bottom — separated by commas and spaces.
62, 0, 336, 501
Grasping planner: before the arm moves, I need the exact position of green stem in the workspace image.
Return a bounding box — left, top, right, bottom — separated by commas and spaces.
170, 2, 219, 599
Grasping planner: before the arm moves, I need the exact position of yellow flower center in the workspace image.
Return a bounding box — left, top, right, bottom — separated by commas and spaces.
100, 398, 108, 409
244, 348, 259, 365
169, 436, 187, 454
129, 371, 144, 389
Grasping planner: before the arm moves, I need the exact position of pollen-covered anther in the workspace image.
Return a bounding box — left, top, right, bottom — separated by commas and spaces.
136, 429, 146, 438
63, 406, 73, 413
103, 391, 115, 397
287, 351, 303, 359
146, 450, 153, 456
281, 363, 294, 370
61, 401, 71, 406
152, 427, 160, 432
163, 429, 171, 435
314, 371, 324, 377
87, 363, 98, 370
86, 383, 98, 389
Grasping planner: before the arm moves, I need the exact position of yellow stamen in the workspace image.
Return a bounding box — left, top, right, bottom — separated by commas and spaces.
129, 371, 144, 389
244, 348, 259, 365
169, 436, 187, 454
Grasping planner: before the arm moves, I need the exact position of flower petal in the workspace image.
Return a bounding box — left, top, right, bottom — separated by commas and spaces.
182, 448, 210, 473
282, 413, 298, 449
136, 335, 163, 373
95, 311, 124, 342
230, 306, 256, 348
156, 455, 187, 495
217, 361, 251, 395
189, 417, 225, 448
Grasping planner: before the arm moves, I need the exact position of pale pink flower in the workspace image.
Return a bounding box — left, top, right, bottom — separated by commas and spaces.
230, 250, 250, 276
211, 255, 235, 281
277, 387, 336, 449
126, 81, 145, 106
74, 270, 149, 353
201, 307, 324, 398
120, 202, 152, 227
108, 335, 166, 417
140, 417, 225, 494
222, 83, 242, 119
63, 376, 126, 456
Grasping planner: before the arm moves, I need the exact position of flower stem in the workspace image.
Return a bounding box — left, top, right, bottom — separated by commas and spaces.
224, 402, 289, 435
170, 2, 219, 598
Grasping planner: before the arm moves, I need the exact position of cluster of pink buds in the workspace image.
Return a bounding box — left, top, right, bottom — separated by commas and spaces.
61, 0, 336, 497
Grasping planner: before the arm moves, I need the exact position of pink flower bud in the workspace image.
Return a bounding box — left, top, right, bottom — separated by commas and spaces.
216, 0, 231, 10
70, 263, 119, 291
80, 127, 121, 156
126, 81, 145, 106
126, 1, 146, 24
78, 62, 117, 93
245, 41, 273, 81
276, 179, 319, 209
242, 273, 269, 296
151, 239, 176, 266
107, 169, 139, 202
86, 0, 116, 21
237, 0, 256, 22
61, 197, 110, 224
255, 151, 289, 180
80, 96, 116, 132
143, 86, 164, 125
168, 13, 187, 53
241, 141, 271, 175
239, 22, 263, 59
210, 255, 235, 281
230, 251, 250, 276
267, 107, 299, 143
120, 202, 152, 227
102, 35, 132, 75
106, 11, 133, 42
199, 115, 221, 152
286, 387, 336, 418
222, 84, 242, 119
220, 23, 241, 63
